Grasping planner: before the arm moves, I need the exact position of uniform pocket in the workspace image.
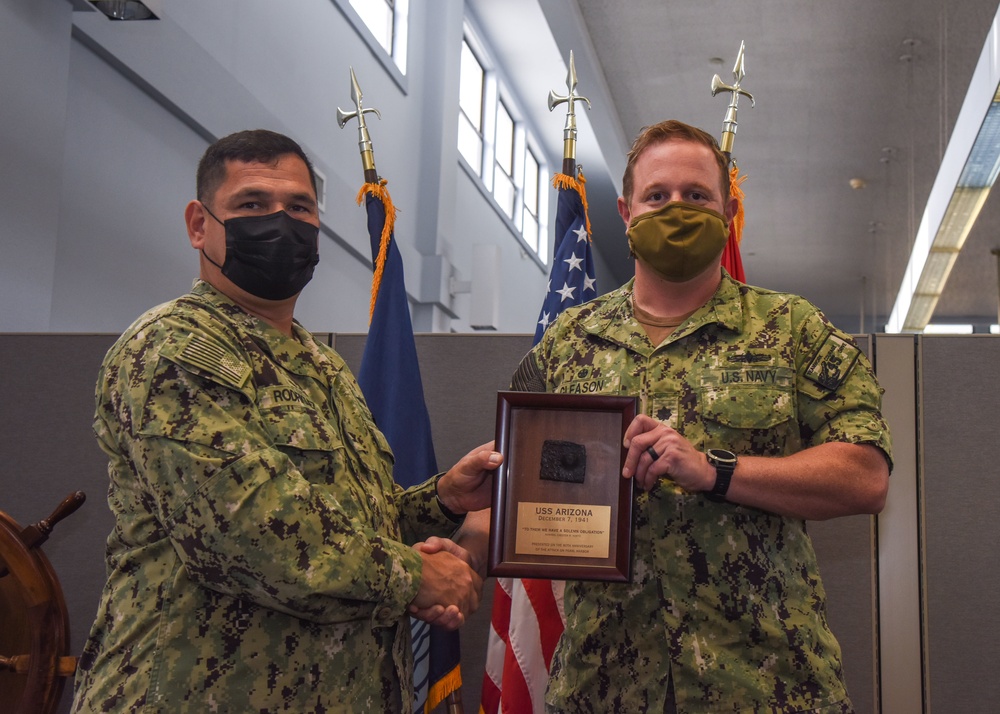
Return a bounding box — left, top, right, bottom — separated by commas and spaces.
260, 404, 342, 453
700, 383, 797, 456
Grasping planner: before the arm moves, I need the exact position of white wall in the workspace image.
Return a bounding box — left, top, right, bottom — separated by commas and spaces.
0, 0, 72, 331
0, 0, 578, 335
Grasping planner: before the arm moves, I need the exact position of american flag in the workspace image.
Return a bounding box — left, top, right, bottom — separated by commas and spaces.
531, 173, 598, 342
481, 170, 596, 714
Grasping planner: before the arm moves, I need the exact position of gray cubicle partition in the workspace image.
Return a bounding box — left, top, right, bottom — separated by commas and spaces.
0, 334, 117, 714
333, 333, 533, 714
335, 334, 880, 714
2, 332, 997, 713
920, 336, 1000, 712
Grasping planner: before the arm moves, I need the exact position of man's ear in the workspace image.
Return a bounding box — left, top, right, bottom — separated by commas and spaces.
185, 200, 208, 249
724, 195, 738, 224
617, 196, 632, 228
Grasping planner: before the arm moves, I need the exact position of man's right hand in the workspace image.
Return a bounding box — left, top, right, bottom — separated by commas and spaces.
407, 547, 483, 630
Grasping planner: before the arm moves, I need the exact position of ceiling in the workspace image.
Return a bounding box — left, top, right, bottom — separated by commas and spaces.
469, 0, 1000, 331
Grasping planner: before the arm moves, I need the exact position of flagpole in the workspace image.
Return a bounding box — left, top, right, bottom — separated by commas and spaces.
710, 40, 755, 164
338, 68, 465, 714
482, 50, 599, 714
547, 50, 591, 177
337, 66, 382, 184
711, 41, 755, 284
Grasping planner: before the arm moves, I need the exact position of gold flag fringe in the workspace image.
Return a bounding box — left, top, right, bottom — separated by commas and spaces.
356, 179, 396, 324
552, 168, 593, 240
424, 663, 463, 713
729, 166, 748, 245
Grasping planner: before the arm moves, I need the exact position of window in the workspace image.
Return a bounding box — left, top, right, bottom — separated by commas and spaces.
457, 27, 549, 263
346, 0, 409, 74
458, 39, 485, 174
493, 101, 516, 219
522, 148, 541, 253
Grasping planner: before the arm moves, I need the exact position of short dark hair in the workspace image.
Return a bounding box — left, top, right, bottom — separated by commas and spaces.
621, 120, 730, 205
196, 129, 317, 205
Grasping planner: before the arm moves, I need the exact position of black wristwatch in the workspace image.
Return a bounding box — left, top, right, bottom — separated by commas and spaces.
705, 448, 738, 502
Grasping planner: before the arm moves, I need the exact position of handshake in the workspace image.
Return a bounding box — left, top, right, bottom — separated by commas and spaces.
409, 442, 503, 630
408, 524, 487, 630
406, 446, 499, 629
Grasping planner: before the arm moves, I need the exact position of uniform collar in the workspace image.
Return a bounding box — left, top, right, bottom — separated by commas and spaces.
189, 280, 332, 377
579, 271, 744, 350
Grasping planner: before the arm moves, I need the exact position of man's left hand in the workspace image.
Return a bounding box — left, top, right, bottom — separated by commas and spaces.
435, 442, 502, 515
622, 414, 715, 492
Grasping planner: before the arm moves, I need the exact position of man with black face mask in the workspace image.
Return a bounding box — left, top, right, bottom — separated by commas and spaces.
509, 120, 894, 713
72, 130, 500, 714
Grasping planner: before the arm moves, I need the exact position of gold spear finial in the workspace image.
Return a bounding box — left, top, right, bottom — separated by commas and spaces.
548, 50, 592, 175
337, 66, 382, 183
710, 41, 755, 157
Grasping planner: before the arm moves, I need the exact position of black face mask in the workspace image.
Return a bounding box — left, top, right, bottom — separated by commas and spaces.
201, 205, 320, 301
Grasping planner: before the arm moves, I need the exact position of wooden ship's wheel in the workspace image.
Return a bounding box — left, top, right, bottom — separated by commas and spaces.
0, 492, 86, 714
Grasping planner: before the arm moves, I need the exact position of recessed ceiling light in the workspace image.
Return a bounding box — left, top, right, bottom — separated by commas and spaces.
89, 0, 157, 20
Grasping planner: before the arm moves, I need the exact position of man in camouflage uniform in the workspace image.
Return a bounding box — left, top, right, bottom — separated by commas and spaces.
512, 120, 892, 713
72, 130, 498, 713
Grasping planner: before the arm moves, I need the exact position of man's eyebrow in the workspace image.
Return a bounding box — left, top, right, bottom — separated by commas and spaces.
229, 188, 270, 201
229, 188, 317, 206
637, 178, 717, 196
288, 191, 318, 206
674, 178, 721, 199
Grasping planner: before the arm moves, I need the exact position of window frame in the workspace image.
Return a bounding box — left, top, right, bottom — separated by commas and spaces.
457, 22, 550, 268
333, 0, 409, 91
520, 142, 545, 256
457, 37, 488, 176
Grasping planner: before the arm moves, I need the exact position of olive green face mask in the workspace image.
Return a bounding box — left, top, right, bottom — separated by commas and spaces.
627, 202, 729, 282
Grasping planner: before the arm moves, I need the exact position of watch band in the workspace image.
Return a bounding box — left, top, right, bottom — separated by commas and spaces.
705, 449, 737, 502
434, 475, 466, 523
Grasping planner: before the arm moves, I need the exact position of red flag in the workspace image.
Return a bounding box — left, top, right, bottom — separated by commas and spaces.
722, 166, 747, 282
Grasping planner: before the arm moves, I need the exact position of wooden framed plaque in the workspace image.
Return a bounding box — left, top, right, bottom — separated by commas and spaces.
488, 391, 637, 582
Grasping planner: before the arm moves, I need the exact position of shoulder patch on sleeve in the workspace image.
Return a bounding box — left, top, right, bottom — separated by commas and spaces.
804, 330, 861, 391
161, 333, 251, 389
510, 351, 546, 392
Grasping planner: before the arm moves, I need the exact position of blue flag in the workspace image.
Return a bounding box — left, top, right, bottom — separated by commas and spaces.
355, 186, 461, 713
533, 173, 598, 342
357, 190, 437, 484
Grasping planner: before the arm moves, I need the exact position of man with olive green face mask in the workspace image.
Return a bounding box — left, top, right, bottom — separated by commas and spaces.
510, 119, 893, 713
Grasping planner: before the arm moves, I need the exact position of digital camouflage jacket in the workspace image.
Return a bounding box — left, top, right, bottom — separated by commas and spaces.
72, 281, 458, 713
513, 274, 892, 714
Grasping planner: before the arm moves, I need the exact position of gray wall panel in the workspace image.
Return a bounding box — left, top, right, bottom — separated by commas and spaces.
920, 336, 1000, 712
334, 333, 534, 470
1, 332, 896, 713
334, 332, 533, 712
810, 516, 877, 714
0, 334, 118, 714
806, 333, 877, 714
874, 334, 923, 714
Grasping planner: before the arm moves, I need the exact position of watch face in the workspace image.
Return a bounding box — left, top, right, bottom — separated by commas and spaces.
707, 448, 738, 465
